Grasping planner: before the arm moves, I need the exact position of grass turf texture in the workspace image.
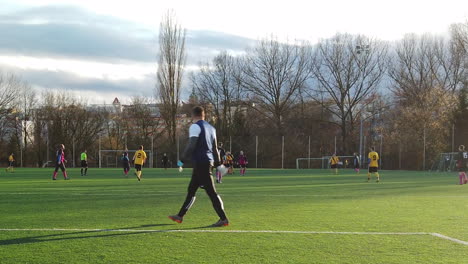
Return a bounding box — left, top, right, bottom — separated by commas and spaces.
0, 168, 467, 263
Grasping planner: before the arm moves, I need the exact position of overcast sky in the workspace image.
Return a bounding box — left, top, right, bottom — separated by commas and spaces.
1, 0, 467, 104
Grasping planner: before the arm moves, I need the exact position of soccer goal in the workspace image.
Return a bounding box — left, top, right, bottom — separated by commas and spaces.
99, 150, 153, 168
430, 152, 458, 172
296, 156, 355, 169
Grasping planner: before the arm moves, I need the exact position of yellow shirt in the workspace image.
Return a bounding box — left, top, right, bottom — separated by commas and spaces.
133, 150, 147, 165
368, 151, 379, 167
8, 155, 14, 162
330, 156, 339, 165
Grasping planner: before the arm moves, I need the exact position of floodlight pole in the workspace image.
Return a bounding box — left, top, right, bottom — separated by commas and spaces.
356, 45, 369, 166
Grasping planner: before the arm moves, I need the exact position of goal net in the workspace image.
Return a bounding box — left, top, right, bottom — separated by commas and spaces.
430, 152, 458, 172
296, 156, 355, 169
99, 150, 153, 168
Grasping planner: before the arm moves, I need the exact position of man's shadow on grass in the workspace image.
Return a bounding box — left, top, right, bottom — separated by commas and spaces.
0, 224, 215, 246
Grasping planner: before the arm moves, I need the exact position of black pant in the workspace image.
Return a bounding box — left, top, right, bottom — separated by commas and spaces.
178, 162, 227, 220
55, 163, 66, 172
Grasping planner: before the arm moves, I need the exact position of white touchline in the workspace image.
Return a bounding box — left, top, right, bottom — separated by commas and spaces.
0, 228, 466, 246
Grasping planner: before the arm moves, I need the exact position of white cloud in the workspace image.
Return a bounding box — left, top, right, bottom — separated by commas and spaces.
0, 55, 154, 80
6, 0, 467, 42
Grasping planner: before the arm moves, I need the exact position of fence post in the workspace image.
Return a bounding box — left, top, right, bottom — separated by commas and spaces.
255, 136, 258, 168
359, 116, 363, 166
72, 137, 75, 168
452, 123, 455, 152
308, 136, 311, 169
334, 136, 337, 154
379, 134, 383, 169
423, 124, 426, 170
399, 141, 402, 169
151, 135, 154, 168
281, 136, 284, 169
176, 135, 180, 162
98, 136, 102, 168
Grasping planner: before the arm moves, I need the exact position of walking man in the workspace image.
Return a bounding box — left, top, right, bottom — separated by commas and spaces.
168, 106, 229, 227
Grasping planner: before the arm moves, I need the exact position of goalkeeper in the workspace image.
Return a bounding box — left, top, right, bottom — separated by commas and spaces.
168, 106, 229, 227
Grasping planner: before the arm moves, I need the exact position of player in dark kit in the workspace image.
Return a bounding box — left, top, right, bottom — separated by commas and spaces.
456, 145, 468, 185
353, 152, 360, 174
122, 150, 130, 176
52, 144, 69, 180
216, 142, 226, 182
168, 106, 229, 227
162, 153, 169, 170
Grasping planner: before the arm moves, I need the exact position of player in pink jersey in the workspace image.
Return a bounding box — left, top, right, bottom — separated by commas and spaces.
237, 151, 248, 176
52, 144, 69, 180
456, 145, 468, 185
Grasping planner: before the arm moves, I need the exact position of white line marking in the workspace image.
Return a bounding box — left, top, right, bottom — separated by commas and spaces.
2, 193, 468, 198
0, 228, 466, 245
431, 233, 468, 246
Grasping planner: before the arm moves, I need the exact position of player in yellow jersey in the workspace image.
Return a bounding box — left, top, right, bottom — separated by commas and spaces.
132, 145, 147, 181
6, 153, 15, 173
329, 153, 339, 174
367, 147, 380, 182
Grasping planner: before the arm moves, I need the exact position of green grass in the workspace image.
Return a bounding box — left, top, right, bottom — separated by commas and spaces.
0, 168, 467, 263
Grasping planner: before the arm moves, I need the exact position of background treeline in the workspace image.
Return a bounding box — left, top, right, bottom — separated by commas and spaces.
1, 21, 467, 170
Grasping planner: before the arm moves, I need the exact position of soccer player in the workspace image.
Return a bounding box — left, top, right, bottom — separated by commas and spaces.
353, 152, 360, 174
122, 150, 130, 176
456, 145, 468, 185
238, 150, 248, 176
329, 153, 339, 174
367, 147, 380, 183
162, 153, 169, 170
52, 144, 69, 180
168, 106, 229, 227
132, 145, 147, 181
216, 142, 226, 182
6, 153, 15, 173
225, 151, 234, 174
80, 150, 88, 176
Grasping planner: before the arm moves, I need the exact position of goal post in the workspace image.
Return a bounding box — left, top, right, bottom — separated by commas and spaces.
98, 150, 153, 168
296, 156, 355, 169
430, 152, 458, 172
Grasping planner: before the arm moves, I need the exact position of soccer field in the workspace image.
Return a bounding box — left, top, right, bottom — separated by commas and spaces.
0, 168, 467, 263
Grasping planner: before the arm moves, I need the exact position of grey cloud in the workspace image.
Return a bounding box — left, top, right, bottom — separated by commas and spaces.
8, 67, 154, 97
0, 22, 157, 62
0, 5, 255, 64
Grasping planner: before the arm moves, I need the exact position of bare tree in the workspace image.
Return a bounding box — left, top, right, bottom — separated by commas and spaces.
191, 52, 244, 137
125, 96, 164, 146
0, 72, 22, 117
13, 83, 37, 166
156, 10, 186, 145
388, 34, 464, 99
311, 34, 388, 152
240, 38, 312, 135
451, 21, 468, 54
387, 34, 462, 168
